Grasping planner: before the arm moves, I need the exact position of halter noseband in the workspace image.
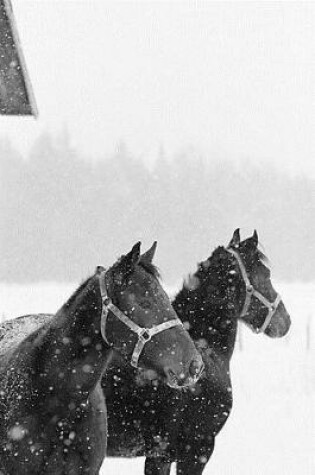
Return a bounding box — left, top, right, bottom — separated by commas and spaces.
98, 269, 183, 368
226, 248, 282, 333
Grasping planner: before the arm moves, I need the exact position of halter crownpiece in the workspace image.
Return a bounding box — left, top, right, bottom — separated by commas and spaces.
226, 248, 282, 333
98, 269, 183, 368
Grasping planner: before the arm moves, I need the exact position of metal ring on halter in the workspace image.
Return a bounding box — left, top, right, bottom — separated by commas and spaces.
98, 268, 184, 368
138, 329, 151, 342
226, 248, 282, 333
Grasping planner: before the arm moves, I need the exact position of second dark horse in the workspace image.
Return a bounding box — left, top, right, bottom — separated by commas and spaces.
104, 230, 291, 474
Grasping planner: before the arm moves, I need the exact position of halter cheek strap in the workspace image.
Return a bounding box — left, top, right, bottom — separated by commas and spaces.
99, 269, 183, 368
226, 248, 282, 334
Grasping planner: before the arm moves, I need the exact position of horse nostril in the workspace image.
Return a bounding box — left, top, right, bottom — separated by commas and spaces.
189, 358, 204, 377
165, 367, 176, 381
165, 367, 185, 385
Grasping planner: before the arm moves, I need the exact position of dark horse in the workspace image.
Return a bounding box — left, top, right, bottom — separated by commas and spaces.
103, 230, 291, 474
0, 242, 203, 475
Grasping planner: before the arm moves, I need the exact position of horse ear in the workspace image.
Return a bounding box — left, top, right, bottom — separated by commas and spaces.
252, 230, 258, 247
140, 241, 157, 265
120, 242, 141, 273
228, 228, 240, 248
95, 265, 106, 274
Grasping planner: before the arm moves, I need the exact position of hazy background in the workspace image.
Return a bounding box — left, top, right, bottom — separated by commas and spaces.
0, 0, 314, 284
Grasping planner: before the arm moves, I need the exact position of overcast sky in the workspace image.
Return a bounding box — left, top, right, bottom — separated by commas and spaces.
1, 1, 314, 176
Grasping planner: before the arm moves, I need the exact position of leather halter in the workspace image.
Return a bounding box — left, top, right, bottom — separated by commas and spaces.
98, 269, 183, 368
226, 248, 282, 333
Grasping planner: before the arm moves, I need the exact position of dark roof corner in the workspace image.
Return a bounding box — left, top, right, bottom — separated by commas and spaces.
0, 0, 38, 117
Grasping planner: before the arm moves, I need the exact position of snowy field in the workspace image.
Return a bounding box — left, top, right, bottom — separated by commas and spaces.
0, 281, 314, 474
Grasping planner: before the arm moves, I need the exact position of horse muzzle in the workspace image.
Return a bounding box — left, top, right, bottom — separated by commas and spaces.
264, 303, 291, 338
164, 354, 205, 389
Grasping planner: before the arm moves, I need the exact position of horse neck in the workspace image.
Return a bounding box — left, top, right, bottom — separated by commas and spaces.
173, 261, 240, 362
37, 275, 110, 400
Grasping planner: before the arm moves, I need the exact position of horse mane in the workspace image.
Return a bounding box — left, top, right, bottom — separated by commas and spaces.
176, 246, 231, 304
65, 275, 93, 308
173, 245, 237, 344
188, 246, 228, 287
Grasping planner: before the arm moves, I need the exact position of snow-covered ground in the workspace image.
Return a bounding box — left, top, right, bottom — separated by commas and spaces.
0, 281, 314, 474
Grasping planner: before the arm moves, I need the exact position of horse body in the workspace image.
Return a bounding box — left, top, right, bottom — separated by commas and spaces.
0, 242, 203, 474
104, 231, 291, 475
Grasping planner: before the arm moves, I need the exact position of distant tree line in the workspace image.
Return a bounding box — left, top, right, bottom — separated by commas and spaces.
1, 132, 314, 283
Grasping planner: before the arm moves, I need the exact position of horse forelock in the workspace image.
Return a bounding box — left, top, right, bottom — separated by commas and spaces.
138, 261, 160, 280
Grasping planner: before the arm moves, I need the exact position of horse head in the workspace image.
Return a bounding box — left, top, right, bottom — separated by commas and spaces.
227, 229, 291, 337
101, 241, 203, 388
